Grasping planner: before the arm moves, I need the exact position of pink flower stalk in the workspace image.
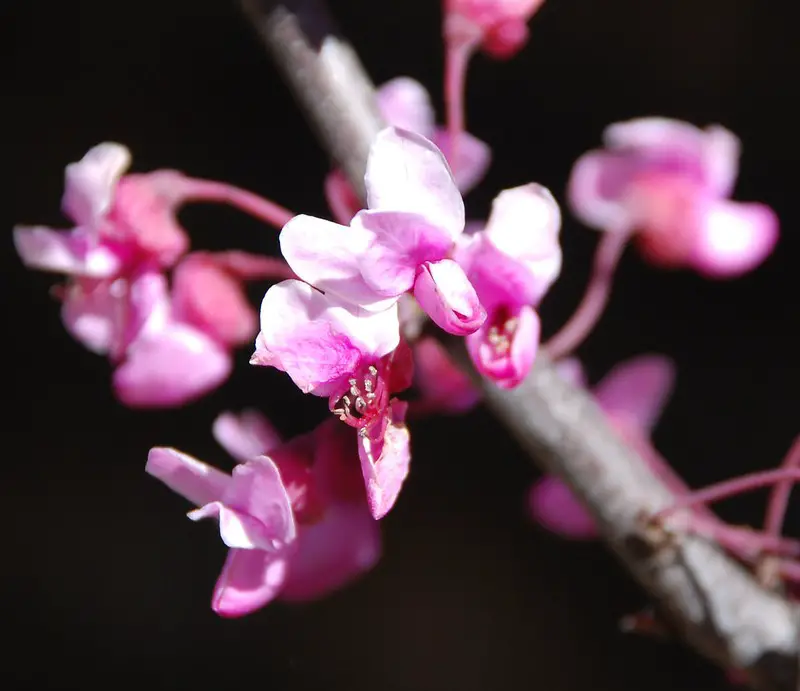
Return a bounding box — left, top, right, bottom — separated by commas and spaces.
568, 117, 779, 278
146, 411, 381, 617
528, 355, 676, 538
325, 77, 490, 224
444, 0, 546, 60
282, 127, 486, 336
456, 184, 562, 388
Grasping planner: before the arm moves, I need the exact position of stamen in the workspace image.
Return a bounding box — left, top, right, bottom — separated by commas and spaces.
329, 364, 388, 429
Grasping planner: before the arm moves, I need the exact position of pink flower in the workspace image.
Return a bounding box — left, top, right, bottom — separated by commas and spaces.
412, 336, 480, 414
528, 355, 676, 539
146, 411, 382, 617
444, 0, 546, 59
283, 127, 486, 335
457, 184, 561, 388
568, 117, 779, 278
325, 78, 491, 224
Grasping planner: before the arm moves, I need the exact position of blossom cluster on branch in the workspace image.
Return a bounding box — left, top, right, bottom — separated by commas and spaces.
14, 0, 798, 646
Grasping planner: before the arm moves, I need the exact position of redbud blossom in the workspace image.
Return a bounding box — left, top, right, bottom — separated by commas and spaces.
568, 117, 779, 278
529, 355, 676, 538
146, 412, 381, 617
456, 184, 562, 388
282, 127, 486, 335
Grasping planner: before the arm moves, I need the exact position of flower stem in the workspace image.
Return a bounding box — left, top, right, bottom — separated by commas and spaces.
181, 177, 295, 229
544, 229, 631, 360
653, 468, 800, 521
764, 435, 800, 538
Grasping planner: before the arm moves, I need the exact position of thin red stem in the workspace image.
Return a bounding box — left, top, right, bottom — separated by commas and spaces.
544, 229, 631, 360
764, 435, 800, 538
180, 177, 295, 229
653, 468, 800, 521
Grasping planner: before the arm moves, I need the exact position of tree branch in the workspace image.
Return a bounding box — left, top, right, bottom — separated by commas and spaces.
237, 2, 800, 688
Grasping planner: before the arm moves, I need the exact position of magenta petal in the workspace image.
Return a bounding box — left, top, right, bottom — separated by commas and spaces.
431, 128, 492, 194
280, 503, 382, 602
212, 547, 290, 618
62, 142, 131, 228
689, 200, 779, 278
280, 215, 395, 311
358, 401, 411, 519
213, 410, 282, 463
567, 150, 634, 232
413, 259, 486, 335
112, 324, 232, 408
365, 128, 465, 240
146, 447, 231, 507
593, 354, 676, 433
13, 226, 122, 277
377, 77, 435, 135
528, 476, 598, 539
189, 502, 279, 550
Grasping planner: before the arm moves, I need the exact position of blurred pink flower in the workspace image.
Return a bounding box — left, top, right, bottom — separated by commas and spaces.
568, 117, 778, 278
528, 355, 676, 538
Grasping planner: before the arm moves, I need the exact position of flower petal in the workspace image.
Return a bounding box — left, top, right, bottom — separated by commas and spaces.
146, 446, 231, 507
280, 503, 382, 601
13, 226, 123, 278
212, 410, 282, 463
689, 200, 778, 278
358, 400, 411, 519
593, 354, 676, 433
365, 127, 465, 240
413, 259, 486, 335
528, 476, 598, 539
62, 142, 131, 228
567, 150, 636, 231
280, 214, 395, 311
431, 128, 492, 194
112, 323, 232, 407
61, 279, 127, 356
324, 170, 362, 225
413, 336, 480, 413
377, 77, 435, 135
212, 547, 290, 618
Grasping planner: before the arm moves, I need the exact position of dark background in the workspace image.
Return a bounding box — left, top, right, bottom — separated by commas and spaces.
5, 1, 799, 689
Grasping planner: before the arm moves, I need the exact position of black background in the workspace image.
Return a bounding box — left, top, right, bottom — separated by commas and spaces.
5, 1, 800, 690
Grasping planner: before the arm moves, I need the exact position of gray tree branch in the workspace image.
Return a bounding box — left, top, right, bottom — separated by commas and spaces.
237, 1, 800, 688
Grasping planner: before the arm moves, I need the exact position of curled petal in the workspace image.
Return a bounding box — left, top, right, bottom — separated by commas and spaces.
213, 410, 282, 463
701, 125, 741, 197
466, 304, 539, 388
280, 503, 382, 602
413, 259, 486, 335
567, 150, 635, 231
212, 547, 290, 618
431, 129, 492, 193
13, 226, 122, 278
528, 476, 598, 539
377, 77, 435, 135
689, 200, 778, 278
365, 127, 465, 240
355, 209, 455, 297
280, 214, 394, 311
112, 324, 232, 407
146, 447, 231, 507
189, 456, 296, 550
62, 142, 131, 228
594, 354, 675, 433
358, 400, 411, 519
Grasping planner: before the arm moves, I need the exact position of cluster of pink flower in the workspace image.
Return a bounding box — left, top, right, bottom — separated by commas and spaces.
15, 2, 787, 620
